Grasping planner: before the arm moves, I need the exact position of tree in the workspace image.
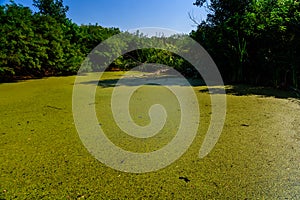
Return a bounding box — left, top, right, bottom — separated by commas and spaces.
0, 0, 124, 81
192, 0, 300, 88
0, 2, 39, 79
33, 0, 69, 22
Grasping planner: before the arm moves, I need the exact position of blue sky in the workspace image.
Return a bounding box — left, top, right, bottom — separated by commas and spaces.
1, 0, 207, 34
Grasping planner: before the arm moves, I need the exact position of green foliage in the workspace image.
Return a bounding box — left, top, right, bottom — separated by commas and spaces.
0, 0, 201, 82
33, 0, 69, 22
0, 1, 119, 82
192, 0, 300, 88
78, 24, 121, 54
1, 0, 298, 87
0, 3, 38, 78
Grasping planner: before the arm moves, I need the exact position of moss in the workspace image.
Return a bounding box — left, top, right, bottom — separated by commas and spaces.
0, 73, 299, 199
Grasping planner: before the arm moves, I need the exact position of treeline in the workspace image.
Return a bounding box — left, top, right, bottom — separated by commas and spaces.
1, 0, 300, 89
0, 1, 120, 81
191, 0, 300, 88
80, 32, 198, 77
0, 0, 198, 82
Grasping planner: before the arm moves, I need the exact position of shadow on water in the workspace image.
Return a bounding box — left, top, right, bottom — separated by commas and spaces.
199, 84, 299, 99
80, 75, 206, 88
79, 74, 299, 99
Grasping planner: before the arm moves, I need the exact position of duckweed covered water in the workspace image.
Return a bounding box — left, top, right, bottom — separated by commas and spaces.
1, 72, 300, 199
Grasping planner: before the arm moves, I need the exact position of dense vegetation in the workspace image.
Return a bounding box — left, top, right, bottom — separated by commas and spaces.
0, 0, 299, 89
0, 0, 120, 81
192, 0, 300, 88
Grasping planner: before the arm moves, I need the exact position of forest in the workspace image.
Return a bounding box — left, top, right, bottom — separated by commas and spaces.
0, 0, 299, 89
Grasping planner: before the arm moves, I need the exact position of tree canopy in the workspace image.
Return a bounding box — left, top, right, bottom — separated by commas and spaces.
33, 0, 69, 21
191, 0, 300, 88
0, 0, 120, 81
